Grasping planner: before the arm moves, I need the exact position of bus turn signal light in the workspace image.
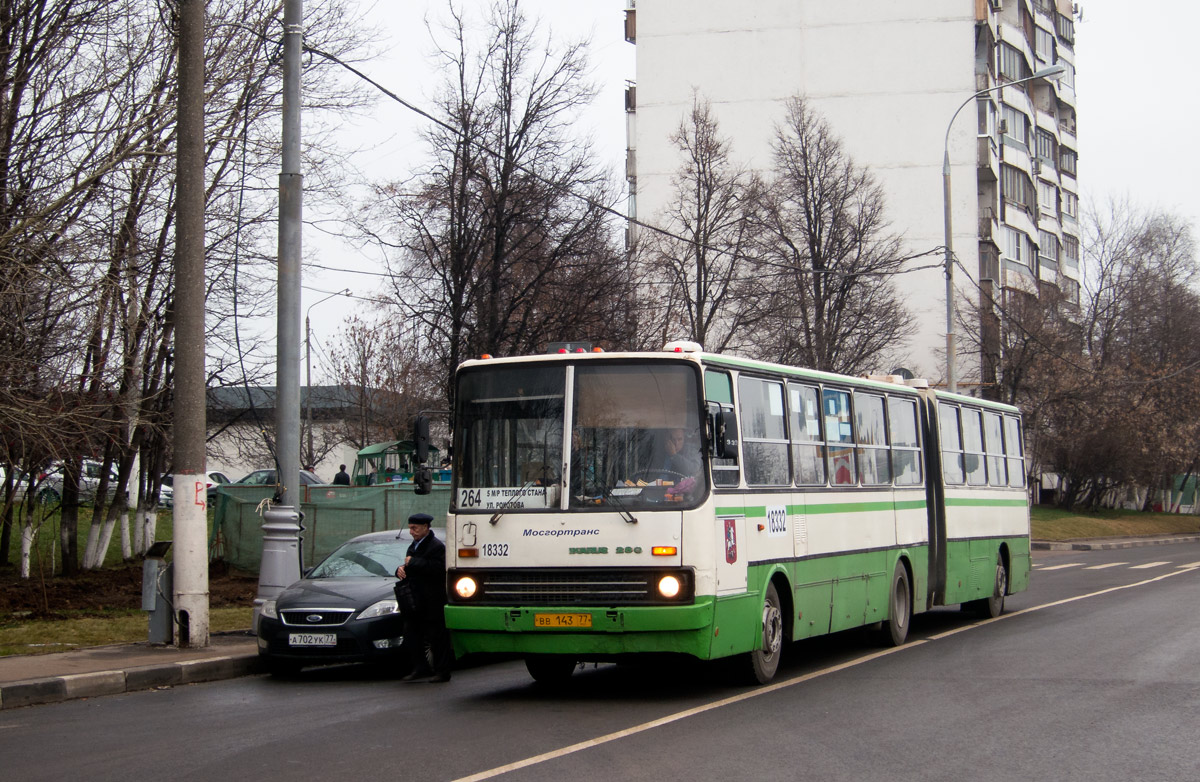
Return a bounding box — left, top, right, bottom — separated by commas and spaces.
651, 546, 677, 556
458, 548, 479, 558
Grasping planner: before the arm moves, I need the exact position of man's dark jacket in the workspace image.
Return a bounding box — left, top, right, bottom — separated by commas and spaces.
399, 530, 447, 611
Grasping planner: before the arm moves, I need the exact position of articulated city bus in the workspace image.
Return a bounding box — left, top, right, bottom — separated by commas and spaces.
438, 342, 1030, 684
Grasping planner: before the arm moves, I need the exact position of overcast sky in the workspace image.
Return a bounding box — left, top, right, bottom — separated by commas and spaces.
296, 0, 1198, 378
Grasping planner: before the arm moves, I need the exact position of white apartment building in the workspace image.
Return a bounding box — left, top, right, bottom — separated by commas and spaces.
624, 0, 1080, 390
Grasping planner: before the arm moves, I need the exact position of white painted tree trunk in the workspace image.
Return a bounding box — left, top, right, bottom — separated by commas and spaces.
143, 509, 156, 551
20, 522, 34, 578
94, 516, 116, 568
133, 507, 144, 554
82, 523, 102, 569
120, 510, 131, 560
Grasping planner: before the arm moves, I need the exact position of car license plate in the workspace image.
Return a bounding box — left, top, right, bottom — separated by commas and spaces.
533, 613, 592, 628
288, 632, 337, 647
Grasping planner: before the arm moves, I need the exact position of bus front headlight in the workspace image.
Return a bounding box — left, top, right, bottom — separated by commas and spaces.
454, 575, 478, 599
657, 574, 682, 599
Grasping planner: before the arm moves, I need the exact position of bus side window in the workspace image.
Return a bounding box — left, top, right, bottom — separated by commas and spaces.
705, 370, 740, 487
854, 392, 890, 486
888, 397, 922, 486
961, 407, 987, 485
983, 411, 1007, 486
939, 403, 965, 485
788, 383, 825, 485
1004, 415, 1026, 488
823, 388, 856, 486
738, 376, 789, 486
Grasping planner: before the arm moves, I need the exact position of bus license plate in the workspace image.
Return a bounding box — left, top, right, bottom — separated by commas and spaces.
288, 632, 337, 647
534, 613, 592, 629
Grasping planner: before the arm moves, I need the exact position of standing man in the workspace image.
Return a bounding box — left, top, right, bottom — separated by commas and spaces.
394, 512, 453, 682
333, 464, 351, 485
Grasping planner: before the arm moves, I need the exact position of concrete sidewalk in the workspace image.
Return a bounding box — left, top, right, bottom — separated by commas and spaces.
3, 534, 1198, 710
0, 631, 260, 710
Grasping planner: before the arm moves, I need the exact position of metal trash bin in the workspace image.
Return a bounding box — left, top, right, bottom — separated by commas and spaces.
142, 540, 174, 644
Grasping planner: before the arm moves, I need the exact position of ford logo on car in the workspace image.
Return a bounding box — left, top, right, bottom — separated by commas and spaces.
306, 614, 323, 623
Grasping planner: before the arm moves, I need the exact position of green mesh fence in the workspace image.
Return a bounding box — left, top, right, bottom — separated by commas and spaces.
211, 483, 452, 573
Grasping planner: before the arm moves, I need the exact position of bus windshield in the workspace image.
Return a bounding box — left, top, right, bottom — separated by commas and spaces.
454, 361, 706, 512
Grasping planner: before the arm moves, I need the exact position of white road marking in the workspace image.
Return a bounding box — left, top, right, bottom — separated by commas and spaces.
1130, 561, 1170, 569
452, 566, 1199, 782
1178, 562, 1200, 569
1084, 562, 1128, 570
1039, 562, 1085, 571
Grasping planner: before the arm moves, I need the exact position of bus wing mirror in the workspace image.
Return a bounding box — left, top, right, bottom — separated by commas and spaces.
414, 466, 433, 495
710, 408, 738, 458
414, 416, 430, 464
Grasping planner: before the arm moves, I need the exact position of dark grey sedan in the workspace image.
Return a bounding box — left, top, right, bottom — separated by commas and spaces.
256, 529, 433, 676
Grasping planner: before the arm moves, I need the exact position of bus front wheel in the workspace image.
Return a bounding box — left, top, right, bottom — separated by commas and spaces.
525, 655, 577, 685
746, 582, 783, 684
882, 563, 911, 647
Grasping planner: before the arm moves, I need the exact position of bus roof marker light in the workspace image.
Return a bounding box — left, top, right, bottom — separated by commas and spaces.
662, 340, 703, 353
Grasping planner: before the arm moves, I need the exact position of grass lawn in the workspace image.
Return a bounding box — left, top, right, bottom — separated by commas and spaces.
0, 606, 253, 657
1030, 505, 1200, 540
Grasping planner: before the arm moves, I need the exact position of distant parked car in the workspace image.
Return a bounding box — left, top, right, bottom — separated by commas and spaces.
257, 529, 436, 675
0, 466, 31, 503
235, 469, 324, 487
38, 460, 118, 504
160, 471, 233, 508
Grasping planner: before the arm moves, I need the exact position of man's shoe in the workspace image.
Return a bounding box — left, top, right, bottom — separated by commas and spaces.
428, 673, 451, 683
400, 670, 432, 682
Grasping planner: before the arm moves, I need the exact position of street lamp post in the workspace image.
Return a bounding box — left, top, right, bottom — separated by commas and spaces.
942, 63, 1065, 393
305, 289, 349, 471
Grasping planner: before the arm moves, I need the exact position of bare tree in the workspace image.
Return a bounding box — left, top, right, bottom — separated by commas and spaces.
363, 0, 636, 414
643, 94, 765, 352
751, 97, 914, 375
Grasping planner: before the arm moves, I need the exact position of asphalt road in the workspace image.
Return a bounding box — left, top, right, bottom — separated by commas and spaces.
2, 544, 1198, 782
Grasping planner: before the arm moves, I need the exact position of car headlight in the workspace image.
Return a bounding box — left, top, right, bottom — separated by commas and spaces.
357, 598, 399, 620
260, 600, 278, 620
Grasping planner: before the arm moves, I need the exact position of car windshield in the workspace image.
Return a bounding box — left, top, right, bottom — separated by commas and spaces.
308, 537, 408, 579
454, 361, 706, 512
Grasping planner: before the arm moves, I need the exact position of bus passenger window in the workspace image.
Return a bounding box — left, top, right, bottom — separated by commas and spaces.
939, 404, 964, 485
983, 412, 1007, 486
888, 397, 923, 486
1004, 416, 1026, 487
738, 376, 789, 486
961, 408, 987, 485
823, 388, 856, 486
854, 393, 890, 486
788, 383, 825, 485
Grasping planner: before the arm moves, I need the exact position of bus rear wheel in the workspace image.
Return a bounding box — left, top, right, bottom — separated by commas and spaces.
963, 554, 1007, 618
881, 563, 911, 647
525, 655, 577, 685
746, 582, 783, 684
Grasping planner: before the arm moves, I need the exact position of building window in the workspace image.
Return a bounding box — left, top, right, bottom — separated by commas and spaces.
1035, 27, 1056, 63
1039, 230, 1059, 272
1060, 146, 1077, 177
1004, 227, 1028, 264
1058, 61, 1075, 90
1038, 181, 1059, 217
1063, 190, 1078, 219
1002, 164, 1035, 214
1056, 13, 1075, 48
1062, 277, 1080, 305
1036, 128, 1057, 163
1062, 233, 1079, 270
1001, 104, 1028, 148
998, 43, 1031, 83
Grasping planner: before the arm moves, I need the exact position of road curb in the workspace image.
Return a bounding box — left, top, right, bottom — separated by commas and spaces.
0, 654, 263, 710
1032, 535, 1200, 551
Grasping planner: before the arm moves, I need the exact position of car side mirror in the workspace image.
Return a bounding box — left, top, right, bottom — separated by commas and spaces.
414, 466, 433, 495
414, 416, 430, 464
709, 407, 738, 459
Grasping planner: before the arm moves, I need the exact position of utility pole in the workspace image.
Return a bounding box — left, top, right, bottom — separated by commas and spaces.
173, 0, 210, 646
254, 0, 305, 628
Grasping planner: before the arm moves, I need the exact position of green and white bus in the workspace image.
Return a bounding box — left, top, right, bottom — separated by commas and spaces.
440, 342, 1029, 683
